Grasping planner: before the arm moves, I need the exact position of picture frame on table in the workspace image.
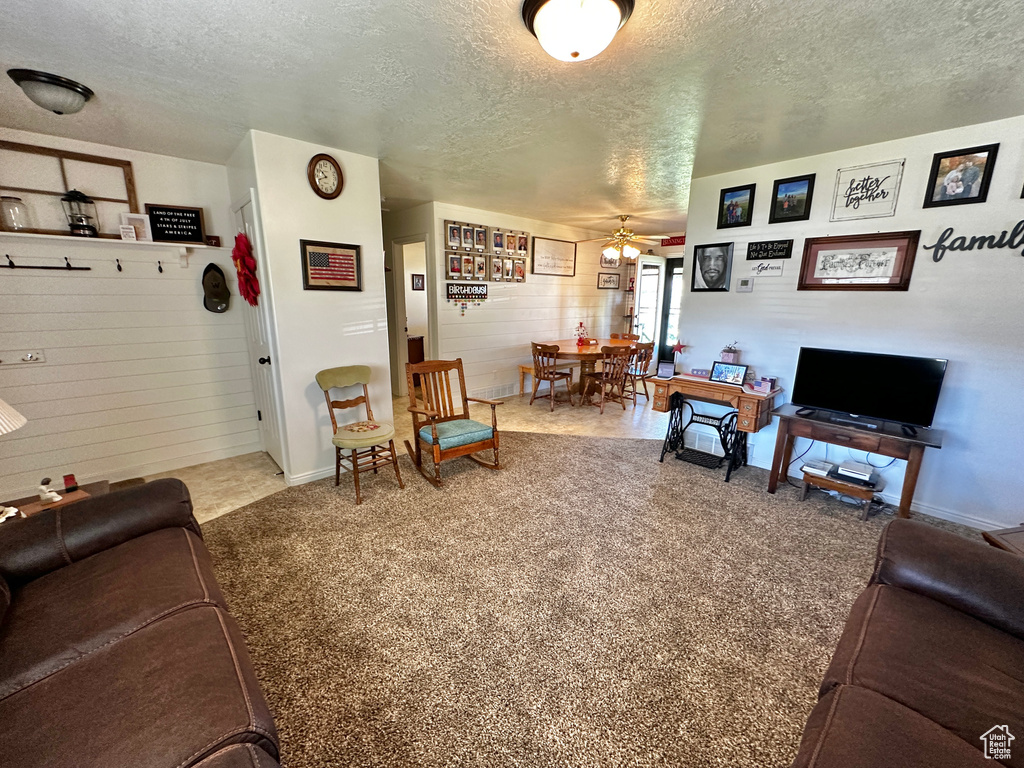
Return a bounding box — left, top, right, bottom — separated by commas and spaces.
709, 361, 748, 386
447, 253, 462, 279
922, 143, 999, 208
300, 239, 361, 291
768, 174, 815, 223
692, 242, 734, 292
411, 273, 425, 291
797, 230, 920, 291
597, 272, 620, 289
717, 183, 755, 229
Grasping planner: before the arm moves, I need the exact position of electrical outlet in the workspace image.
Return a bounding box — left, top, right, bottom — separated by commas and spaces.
0, 350, 46, 366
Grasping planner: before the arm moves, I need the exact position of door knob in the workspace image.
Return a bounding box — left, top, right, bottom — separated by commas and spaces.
258, 356, 271, 365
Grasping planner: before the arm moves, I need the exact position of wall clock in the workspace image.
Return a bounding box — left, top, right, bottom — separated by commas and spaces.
307, 153, 343, 199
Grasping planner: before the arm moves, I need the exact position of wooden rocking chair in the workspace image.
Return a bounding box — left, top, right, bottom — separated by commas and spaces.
404, 358, 502, 487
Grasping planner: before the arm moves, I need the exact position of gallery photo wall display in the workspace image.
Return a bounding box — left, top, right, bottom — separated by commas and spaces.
692, 242, 734, 292
922, 143, 999, 208
768, 174, 815, 224
717, 184, 755, 228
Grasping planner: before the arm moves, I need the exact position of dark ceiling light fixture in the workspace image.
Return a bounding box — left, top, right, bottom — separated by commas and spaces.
7, 69, 94, 114
521, 0, 634, 62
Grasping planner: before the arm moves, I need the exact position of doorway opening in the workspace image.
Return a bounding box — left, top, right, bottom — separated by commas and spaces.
387, 236, 431, 398
658, 257, 685, 363
632, 256, 665, 344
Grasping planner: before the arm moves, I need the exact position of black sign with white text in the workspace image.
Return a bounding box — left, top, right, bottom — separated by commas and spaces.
746, 239, 793, 260
446, 283, 488, 300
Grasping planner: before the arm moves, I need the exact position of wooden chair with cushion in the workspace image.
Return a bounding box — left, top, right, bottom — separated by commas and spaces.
580, 346, 631, 413
529, 342, 576, 411
404, 358, 502, 487
316, 365, 404, 505
624, 341, 655, 405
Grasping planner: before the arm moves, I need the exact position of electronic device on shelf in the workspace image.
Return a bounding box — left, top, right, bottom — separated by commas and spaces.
837, 460, 874, 481
801, 459, 834, 478
827, 466, 879, 488
791, 347, 948, 430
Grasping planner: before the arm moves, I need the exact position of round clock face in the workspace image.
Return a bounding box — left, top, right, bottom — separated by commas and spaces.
307, 154, 343, 199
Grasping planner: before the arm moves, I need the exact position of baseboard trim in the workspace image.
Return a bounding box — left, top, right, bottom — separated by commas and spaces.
286, 466, 337, 486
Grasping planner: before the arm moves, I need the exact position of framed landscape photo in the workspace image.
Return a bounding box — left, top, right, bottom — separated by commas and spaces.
831, 159, 904, 221
769, 174, 815, 223
709, 361, 748, 386
923, 143, 999, 208
597, 272, 620, 289
300, 239, 361, 291
798, 230, 920, 291
717, 184, 755, 229
692, 242, 734, 292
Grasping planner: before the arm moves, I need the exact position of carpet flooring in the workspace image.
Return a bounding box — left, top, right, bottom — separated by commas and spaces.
202, 431, 975, 768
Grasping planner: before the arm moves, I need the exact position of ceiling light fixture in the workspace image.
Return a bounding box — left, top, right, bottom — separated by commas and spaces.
7, 69, 94, 115
522, 0, 634, 62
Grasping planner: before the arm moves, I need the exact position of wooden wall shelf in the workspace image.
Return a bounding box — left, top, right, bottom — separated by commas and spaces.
0, 230, 209, 257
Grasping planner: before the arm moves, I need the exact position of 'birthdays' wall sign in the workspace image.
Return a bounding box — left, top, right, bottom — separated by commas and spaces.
830, 159, 904, 222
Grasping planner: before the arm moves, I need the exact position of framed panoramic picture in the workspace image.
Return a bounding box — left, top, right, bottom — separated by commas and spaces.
692, 242, 734, 292
923, 143, 999, 208
717, 184, 755, 229
597, 272, 620, 289
411, 273, 424, 291
300, 239, 361, 291
831, 159, 905, 221
798, 230, 920, 291
769, 174, 815, 223
709, 361, 748, 386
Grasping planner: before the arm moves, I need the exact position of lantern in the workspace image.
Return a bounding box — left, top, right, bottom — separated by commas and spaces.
60, 189, 98, 237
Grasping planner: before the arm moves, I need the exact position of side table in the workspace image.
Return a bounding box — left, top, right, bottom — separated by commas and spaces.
3, 480, 110, 518
801, 471, 885, 521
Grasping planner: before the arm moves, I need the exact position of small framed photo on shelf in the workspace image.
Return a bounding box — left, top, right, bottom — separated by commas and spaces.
717, 183, 755, 229
447, 252, 462, 279
692, 242, 734, 292
709, 361, 749, 386
474, 255, 487, 280
447, 223, 462, 249
461, 254, 475, 277
411, 273, 425, 291
597, 272, 620, 289
300, 239, 361, 291
769, 174, 815, 223
474, 227, 487, 251
119, 224, 137, 241
120, 212, 152, 242
491, 229, 505, 253
798, 230, 919, 291
461, 226, 474, 250
923, 143, 999, 208
491, 257, 503, 281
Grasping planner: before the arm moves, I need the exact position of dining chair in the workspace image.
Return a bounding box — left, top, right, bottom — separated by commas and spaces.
580, 346, 631, 413
316, 365, 404, 504
611, 332, 640, 341
624, 341, 655, 405
404, 358, 502, 487
529, 342, 576, 410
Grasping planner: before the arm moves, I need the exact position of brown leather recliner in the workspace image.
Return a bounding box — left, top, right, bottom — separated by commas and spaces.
791, 519, 1024, 767
0, 479, 281, 768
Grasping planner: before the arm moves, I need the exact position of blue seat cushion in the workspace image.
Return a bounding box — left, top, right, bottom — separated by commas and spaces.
419, 419, 494, 450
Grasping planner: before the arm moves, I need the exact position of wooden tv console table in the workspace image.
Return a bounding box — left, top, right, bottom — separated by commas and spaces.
767, 404, 943, 518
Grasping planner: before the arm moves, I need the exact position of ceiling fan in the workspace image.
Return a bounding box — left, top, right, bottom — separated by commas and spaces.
578, 215, 670, 263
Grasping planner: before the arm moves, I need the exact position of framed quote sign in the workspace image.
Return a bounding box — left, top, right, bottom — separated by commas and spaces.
798, 230, 920, 291
300, 239, 362, 291
144, 204, 206, 244
531, 237, 576, 276
830, 159, 905, 221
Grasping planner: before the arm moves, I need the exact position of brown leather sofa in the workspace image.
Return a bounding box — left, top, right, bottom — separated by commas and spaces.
0, 479, 281, 768
791, 518, 1024, 767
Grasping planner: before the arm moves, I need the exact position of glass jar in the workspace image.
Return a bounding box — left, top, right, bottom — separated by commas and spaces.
0, 196, 31, 230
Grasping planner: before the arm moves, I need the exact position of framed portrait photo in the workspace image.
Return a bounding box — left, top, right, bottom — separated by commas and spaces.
411, 273, 425, 291
461, 254, 475, 278
461, 226, 474, 250
769, 174, 815, 223
491, 257, 503, 281
447, 223, 462, 249
502, 258, 514, 280
692, 242, 734, 292
491, 229, 505, 253
798, 230, 920, 291
300, 239, 361, 291
597, 272, 620, 289
474, 255, 487, 280
474, 227, 487, 251
513, 259, 526, 282
717, 184, 755, 229
709, 361, 749, 386
923, 144, 999, 208
447, 253, 462, 279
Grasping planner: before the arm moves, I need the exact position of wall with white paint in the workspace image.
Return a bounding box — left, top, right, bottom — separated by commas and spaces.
679, 114, 1024, 529
0, 128, 259, 499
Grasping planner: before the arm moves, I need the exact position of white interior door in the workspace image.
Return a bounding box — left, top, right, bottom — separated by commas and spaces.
233, 191, 285, 470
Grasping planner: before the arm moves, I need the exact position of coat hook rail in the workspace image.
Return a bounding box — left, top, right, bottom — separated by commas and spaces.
3, 253, 91, 271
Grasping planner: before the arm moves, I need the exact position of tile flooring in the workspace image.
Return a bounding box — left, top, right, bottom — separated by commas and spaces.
151, 387, 670, 524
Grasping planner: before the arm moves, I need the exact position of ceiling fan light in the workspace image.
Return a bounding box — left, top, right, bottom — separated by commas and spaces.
7, 69, 93, 115
602, 244, 622, 263
622, 243, 641, 259
524, 0, 633, 63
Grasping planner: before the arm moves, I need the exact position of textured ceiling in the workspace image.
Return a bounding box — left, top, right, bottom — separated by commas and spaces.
1, 0, 1021, 235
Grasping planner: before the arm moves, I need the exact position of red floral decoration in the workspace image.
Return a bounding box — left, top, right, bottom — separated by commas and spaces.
232, 232, 260, 306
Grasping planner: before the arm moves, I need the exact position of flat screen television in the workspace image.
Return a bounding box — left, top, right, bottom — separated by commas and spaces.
791, 347, 947, 428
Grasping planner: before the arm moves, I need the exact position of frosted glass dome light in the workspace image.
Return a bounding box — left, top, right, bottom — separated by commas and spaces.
522, 0, 634, 63
7, 69, 94, 115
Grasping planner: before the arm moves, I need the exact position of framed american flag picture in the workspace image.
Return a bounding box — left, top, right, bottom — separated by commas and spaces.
300, 239, 362, 291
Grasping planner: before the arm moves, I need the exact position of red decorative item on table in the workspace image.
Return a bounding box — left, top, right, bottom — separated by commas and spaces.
232, 232, 260, 306
574, 321, 589, 347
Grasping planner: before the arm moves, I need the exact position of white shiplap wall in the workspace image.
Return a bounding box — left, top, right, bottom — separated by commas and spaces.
0, 128, 260, 499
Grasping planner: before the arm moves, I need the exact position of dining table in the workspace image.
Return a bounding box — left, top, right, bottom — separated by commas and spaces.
538, 338, 636, 396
